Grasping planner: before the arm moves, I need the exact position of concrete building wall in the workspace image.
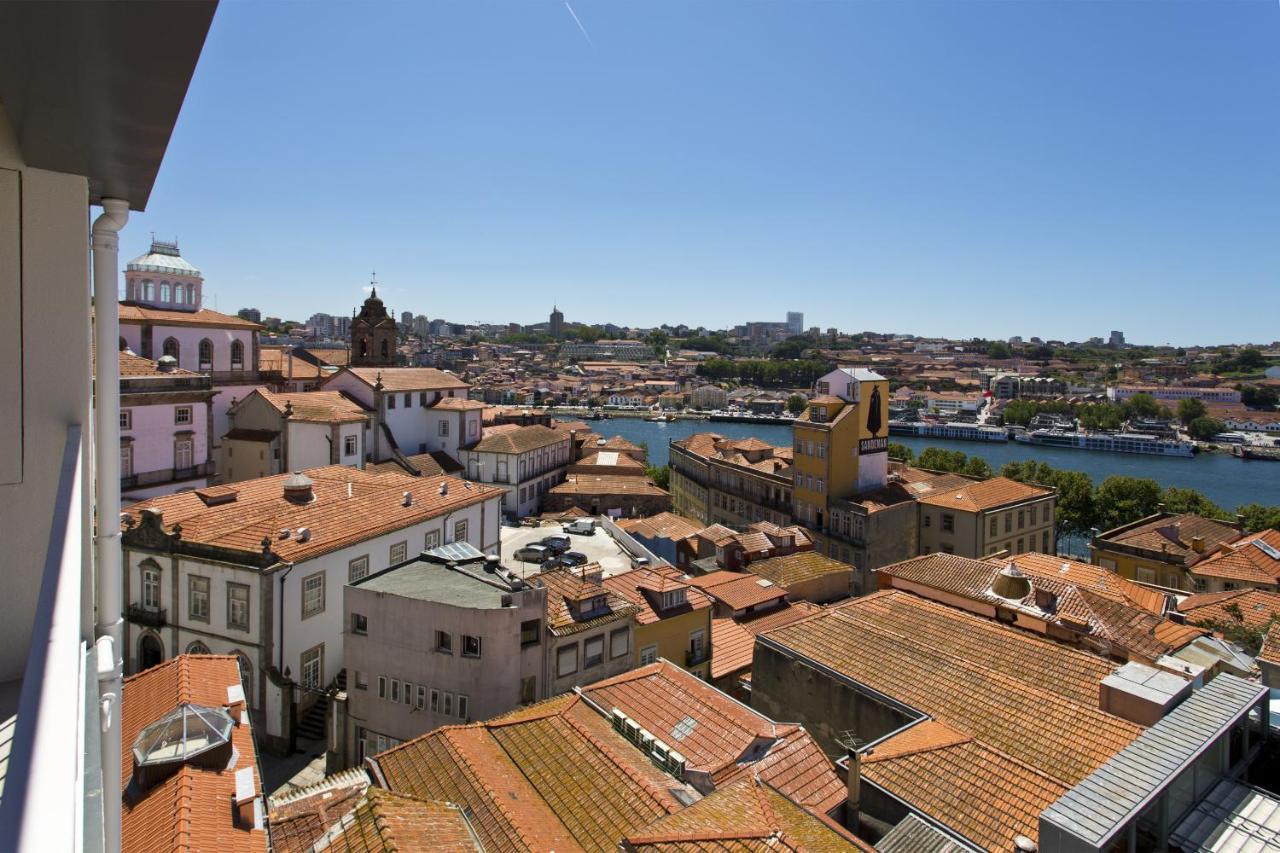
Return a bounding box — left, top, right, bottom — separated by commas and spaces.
123, 397, 210, 477
546, 620, 635, 698
0, 109, 93, 679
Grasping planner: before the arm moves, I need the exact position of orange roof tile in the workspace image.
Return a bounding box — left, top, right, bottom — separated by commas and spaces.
118, 350, 202, 377
267, 769, 370, 852
1259, 623, 1280, 667
688, 571, 789, 612
318, 788, 482, 851
255, 388, 369, 423
1179, 587, 1280, 630
616, 512, 703, 542
1188, 529, 1280, 584
535, 566, 640, 635
916, 476, 1051, 511
709, 603, 824, 681
601, 566, 710, 625
122, 466, 501, 564
333, 366, 469, 392
748, 552, 851, 589
472, 424, 570, 454
550, 474, 669, 497
122, 655, 267, 853
119, 303, 262, 329
1098, 513, 1244, 567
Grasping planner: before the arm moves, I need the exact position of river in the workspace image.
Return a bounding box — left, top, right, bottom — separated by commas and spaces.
593, 418, 1280, 512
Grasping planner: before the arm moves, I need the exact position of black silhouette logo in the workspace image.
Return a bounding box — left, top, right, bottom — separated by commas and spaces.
867, 386, 882, 436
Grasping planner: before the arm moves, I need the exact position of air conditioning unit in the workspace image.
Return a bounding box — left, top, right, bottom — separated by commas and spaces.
666, 750, 686, 779
611, 708, 627, 734
637, 728, 655, 750
624, 719, 641, 743
650, 739, 670, 766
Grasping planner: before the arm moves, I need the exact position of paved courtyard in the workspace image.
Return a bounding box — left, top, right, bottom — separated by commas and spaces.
501, 520, 634, 578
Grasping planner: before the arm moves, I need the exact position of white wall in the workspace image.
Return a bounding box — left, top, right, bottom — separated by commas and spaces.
288, 422, 333, 470
123, 398, 210, 476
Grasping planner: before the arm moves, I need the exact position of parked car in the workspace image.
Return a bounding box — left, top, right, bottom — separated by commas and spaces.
539, 534, 571, 554
564, 519, 596, 535
513, 544, 551, 563
557, 551, 589, 567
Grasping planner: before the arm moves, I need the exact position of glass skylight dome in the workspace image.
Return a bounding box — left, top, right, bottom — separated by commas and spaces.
132, 703, 233, 769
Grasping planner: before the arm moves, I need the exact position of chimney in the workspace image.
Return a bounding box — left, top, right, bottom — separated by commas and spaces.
226, 683, 246, 725
1236, 513, 1246, 531
439, 482, 448, 496
282, 471, 314, 503
232, 766, 258, 829
403, 490, 413, 507
1191, 535, 1205, 553
845, 749, 863, 833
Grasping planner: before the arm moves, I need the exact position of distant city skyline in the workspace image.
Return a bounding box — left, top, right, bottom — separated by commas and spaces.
116, 1, 1279, 346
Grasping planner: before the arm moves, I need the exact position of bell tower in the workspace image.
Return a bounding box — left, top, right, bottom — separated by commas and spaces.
350, 278, 398, 367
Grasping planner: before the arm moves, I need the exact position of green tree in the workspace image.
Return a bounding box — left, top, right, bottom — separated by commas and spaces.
987, 341, 1013, 360
917, 447, 969, 473
1241, 385, 1279, 409
645, 464, 671, 490
962, 457, 993, 478
1001, 460, 1095, 535
771, 337, 813, 360
1094, 476, 1163, 532
887, 443, 914, 463
1176, 398, 1207, 424
1187, 416, 1226, 441
786, 394, 807, 415
1159, 487, 1227, 519
647, 329, 670, 356
1237, 504, 1280, 533
1121, 393, 1163, 420
586, 396, 603, 408
1078, 403, 1123, 431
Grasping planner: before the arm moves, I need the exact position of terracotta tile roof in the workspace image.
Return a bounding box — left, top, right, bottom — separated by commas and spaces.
259, 348, 325, 380
535, 566, 641, 635
1188, 529, 1280, 584
672, 433, 724, 458
623, 777, 866, 851
571, 451, 647, 471
724, 437, 776, 452
861, 721, 1069, 851
119, 302, 262, 329
267, 768, 370, 852
762, 591, 1141, 787
122, 466, 501, 564
1259, 623, 1280, 667
748, 552, 852, 589
119, 350, 202, 377
616, 512, 703, 542
257, 388, 369, 424
694, 524, 740, 547
432, 396, 487, 410
1097, 513, 1244, 567
588, 435, 645, 453
709, 603, 823, 680
916, 476, 1051, 511
688, 571, 789, 612
550, 474, 670, 497
224, 428, 280, 443
122, 655, 267, 853
473, 424, 570, 454
364, 450, 464, 478
601, 566, 711, 625
1179, 588, 1280, 630
335, 367, 469, 392
582, 661, 844, 813
316, 788, 482, 851
881, 553, 1195, 661
370, 694, 685, 851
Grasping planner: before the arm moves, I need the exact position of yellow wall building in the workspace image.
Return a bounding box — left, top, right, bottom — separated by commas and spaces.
601, 565, 713, 678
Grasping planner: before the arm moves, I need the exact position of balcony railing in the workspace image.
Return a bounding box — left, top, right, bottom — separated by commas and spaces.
0, 425, 104, 852
127, 604, 167, 628
686, 645, 711, 668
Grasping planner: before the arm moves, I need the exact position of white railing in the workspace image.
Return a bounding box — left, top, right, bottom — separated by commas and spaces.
0, 425, 103, 852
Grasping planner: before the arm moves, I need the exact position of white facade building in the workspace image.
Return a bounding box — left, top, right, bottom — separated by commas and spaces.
219, 388, 369, 483
456, 424, 573, 518
118, 351, 216, 501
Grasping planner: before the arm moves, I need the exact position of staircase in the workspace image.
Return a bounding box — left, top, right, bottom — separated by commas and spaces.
296, 669, 346, 742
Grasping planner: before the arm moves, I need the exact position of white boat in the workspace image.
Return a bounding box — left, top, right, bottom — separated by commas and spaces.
1014, 429, 1194, 458
887, 420, 1008, 443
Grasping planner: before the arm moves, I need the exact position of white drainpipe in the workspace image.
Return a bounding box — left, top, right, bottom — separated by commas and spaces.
92, 198, 128, 853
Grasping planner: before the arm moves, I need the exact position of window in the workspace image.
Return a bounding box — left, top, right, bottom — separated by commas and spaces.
453, 520, 468, 543
689, 628, 706, 662
611, 627, 629, 659
557, 644, 578, 677
227, 583, 250, 631
142, 280, 154, 300
390, 541, 408, 564
940, 543, 954, 554
174, 438, 193, 471
198, 339, 213, 370
989, 517, 998, 537
230, 340, 244, 369
520, 619, 541, 647
1043, 504, 1051, 524
349, 556, 369, 583
462, 635, 482, 658
941, 513, 954, 533
443, 692, 453, 716
403, 681, 413, 705
1016, 538, 1024, 553
435, 630, 452, 653
351, 613, 368, 635
301, 644, 323, 689
419, 392, 428, 407
1017, 510, 1025, 530
173, 283, 185, 304
344, 435, 358, 457
403, 393, 411, 408
142, 564, 161, 610
458, 695, 469, 720
416, 685, 426, 709
439, 420, 449, 436
120, 409, 133, 430
174, 406, 192, 425
301, 572, 325, 619
355, 671, 368, 690
639, 645, 658, 666
390, 679, 400, 703
923, 514, 931, 528
816, 478, 825, 493
430, 688, 440, 712
186, 641, 210, 655
425, 530, 440, 549
1042, 531, 1050, 553
520, 676, 537, 705
584, 636, 604, 668
159, 282, 171, 302
1005, 513, 1012, 533
188, 576, 210, 622
378, 676, 387, 699
121, 445, 133, 478
387, 395, 396, 410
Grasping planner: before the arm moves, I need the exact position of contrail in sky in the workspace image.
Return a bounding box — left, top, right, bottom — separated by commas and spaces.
563, 1, 594, 48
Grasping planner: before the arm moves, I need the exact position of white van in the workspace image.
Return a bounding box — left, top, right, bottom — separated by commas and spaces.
563, 518, 596, 536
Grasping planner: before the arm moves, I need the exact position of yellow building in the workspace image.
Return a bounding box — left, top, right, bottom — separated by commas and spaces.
601, 565, 713, 678
1091, 511, 1247, 592
791, 367, 891, 549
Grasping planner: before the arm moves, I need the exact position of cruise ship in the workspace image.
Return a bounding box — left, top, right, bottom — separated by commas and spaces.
1015, 429, 1195, 457
889, 420, 1009, 443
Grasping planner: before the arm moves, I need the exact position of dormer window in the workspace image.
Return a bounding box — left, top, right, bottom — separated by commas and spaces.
812, 406, 827, 423
662, 589, 687, 610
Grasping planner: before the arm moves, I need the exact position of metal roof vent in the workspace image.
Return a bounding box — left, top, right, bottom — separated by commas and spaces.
439, 482, 448, 496
991, 564, 1031, 600
403, 491, 413, 507
156, 354, 178, 373
296, 527, 311, 543
282, 471, 314, 504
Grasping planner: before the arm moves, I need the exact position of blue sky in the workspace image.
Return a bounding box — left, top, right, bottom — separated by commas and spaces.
124, 0, 1279, 346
